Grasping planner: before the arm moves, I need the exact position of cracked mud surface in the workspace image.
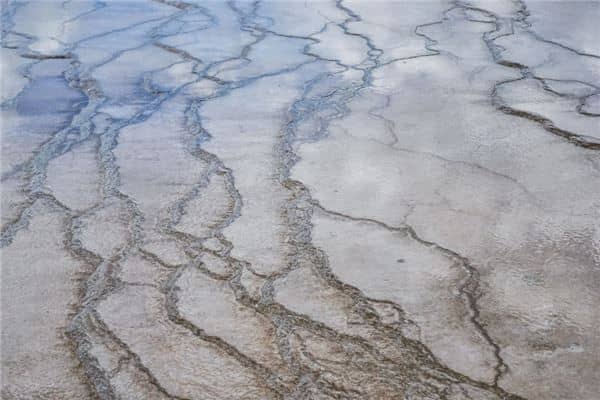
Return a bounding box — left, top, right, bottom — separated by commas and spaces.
1, 1, 599, 399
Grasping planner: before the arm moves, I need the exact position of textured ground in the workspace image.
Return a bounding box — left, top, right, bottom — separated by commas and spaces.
1, 0, 599, 399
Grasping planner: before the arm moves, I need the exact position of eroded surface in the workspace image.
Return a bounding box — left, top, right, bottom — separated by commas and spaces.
1, 1, 599, 399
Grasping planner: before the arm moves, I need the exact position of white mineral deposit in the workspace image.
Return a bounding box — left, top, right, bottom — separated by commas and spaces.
1, 1, 599, 399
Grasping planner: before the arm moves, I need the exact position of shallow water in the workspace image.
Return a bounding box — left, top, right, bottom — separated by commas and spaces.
1, 1, 599, 399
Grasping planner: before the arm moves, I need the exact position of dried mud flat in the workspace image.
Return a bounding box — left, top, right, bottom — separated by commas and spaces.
1, 1, 599, 399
